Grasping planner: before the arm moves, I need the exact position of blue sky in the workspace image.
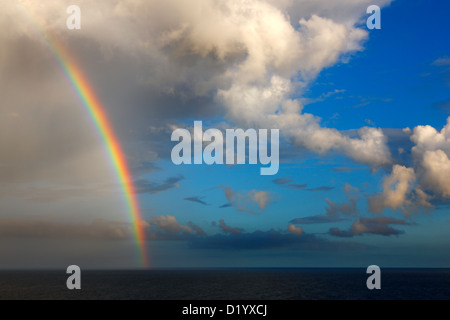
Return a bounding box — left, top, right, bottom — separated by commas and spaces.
306, 0, 450, 131
1, 0, 449, 268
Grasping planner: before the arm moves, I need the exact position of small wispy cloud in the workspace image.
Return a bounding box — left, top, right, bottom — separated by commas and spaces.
184, 196, 209, 206
148, 215, 206, 239
272, 178, 307, 190
325, 198, 359, 217
332, 167, 361, 173
287, 224, 304, 235
272, 178, 293, 185
134, 175, 184, 194
329, 217, 412, 238
307, 186, 334, 192
222, 186, 274, 214
287, 184, 307, 190
430, 99, 450, 111
290, 215, 347, 225
432, 56, 450, 66
216, 219, 243, 235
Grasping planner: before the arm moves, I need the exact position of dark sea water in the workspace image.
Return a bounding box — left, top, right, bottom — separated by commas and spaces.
0, 269, 448, 300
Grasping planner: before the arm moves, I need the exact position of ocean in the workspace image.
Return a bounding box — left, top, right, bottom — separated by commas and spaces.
0, 269, 448, 300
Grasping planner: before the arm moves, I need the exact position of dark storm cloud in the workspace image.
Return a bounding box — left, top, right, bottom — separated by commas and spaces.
290, 215, 347, 224
0, 36, 115, 186
329, 217, 412, 238
146, 215, 368, 252
0, 13, 222, 187
0, 184, 116, 203
0, 219, 133, 240
134, 175, 184, 194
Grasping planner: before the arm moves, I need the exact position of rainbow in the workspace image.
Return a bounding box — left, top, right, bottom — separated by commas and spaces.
15, 2, 149, 268
54, 44, 149, 268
